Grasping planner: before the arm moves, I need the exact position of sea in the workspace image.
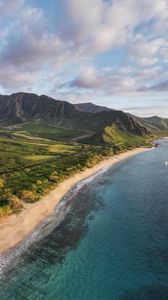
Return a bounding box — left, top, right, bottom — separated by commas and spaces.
0, 138, 168, 300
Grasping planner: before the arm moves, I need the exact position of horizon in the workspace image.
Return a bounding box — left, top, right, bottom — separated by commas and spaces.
0, 0, 168, 117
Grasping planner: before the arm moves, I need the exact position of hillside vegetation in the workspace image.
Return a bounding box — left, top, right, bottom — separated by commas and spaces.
0, 124, 151, 216
0, 93, 154, 216
0, 93, 148, 138
0, 133, 113, 216
103, 124, 148, 150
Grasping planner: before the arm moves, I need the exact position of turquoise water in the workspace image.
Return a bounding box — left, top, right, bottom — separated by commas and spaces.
1, 139, 168, 300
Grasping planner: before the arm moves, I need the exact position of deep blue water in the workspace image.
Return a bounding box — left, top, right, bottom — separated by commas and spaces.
1, 139, 168, 300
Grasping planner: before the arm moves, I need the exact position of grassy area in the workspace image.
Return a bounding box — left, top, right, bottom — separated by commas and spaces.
49, 144, 77, 153
25, 155, 54, 161
13, 122, 88, 141
103, 124, 150, 150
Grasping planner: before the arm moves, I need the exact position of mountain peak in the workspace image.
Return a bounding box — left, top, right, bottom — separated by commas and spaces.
75, 102, 114, 113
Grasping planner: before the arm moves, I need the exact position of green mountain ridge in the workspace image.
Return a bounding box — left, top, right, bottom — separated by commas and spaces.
74, 101, 168, 134
0, 93, 149, 144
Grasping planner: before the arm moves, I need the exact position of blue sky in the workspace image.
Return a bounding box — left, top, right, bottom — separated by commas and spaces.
0, 0, 168, 117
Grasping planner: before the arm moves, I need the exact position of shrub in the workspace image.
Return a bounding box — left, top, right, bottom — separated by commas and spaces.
36, 180, 42, 186
0, 178, 5, 189
9, 194, 22, 210
20, 190, 39, 203
0, 189, 22, 211
48, 171, 59, 182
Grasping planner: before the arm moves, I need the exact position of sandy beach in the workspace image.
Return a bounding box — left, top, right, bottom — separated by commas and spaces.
0, 147, 148, 254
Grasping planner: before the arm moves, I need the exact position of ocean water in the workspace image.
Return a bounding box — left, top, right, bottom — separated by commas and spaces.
0, 139, 168, 300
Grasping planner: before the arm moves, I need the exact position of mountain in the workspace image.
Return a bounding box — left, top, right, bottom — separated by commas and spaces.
0, 93, 149, 144
0, 93, 78, 125
130, 115, 168, 133
75, 101, 168, 134
75, 102, 113, 113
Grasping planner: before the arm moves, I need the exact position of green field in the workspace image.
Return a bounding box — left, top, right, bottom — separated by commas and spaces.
12, 123, 88, 141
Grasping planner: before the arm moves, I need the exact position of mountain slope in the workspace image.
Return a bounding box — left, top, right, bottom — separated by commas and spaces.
130, 115, 168, 133
76, 102, 168, 134
0, 93, 79, 125
0, 93, 148, 141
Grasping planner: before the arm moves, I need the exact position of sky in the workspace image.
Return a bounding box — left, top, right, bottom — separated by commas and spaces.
0, 0, 168, 117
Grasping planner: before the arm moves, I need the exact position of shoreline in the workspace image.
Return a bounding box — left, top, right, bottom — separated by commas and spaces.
0, 147, 149, 254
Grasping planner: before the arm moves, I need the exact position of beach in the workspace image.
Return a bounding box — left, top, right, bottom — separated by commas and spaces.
0, 147, 147, 254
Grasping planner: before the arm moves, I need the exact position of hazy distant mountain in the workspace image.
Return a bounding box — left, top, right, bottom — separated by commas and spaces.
0, 93, 149, 139
75, 102, 113, 113
76, 103, 168, 133
130, 115, 168, 133
76, 101, 168, 134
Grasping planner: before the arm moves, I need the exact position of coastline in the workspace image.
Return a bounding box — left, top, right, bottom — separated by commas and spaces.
0, 147, 148, 254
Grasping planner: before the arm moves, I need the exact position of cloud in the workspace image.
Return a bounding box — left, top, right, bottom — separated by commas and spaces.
0, 0, 168, 109
124, 104, 168, 117
0, 0, 65, 69
63, 0, 168, 54
63, 0, 134, 53
2, 33, 64, 70
0, 1, 69, 92
0, 0, 24, 16
129, 36, 167, 67
136, 67, 167, 81
0, 66, 35, 90
138, 80, 168, 92
66, 66, 137, 94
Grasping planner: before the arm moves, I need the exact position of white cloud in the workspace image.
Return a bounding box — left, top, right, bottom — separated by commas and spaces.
68, 66, 137, 94
0, 66, 35, 91
0, 0, 168, 106
138, 80, 168, 92
63, 0, 168, 54
129, 37, 167, 66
